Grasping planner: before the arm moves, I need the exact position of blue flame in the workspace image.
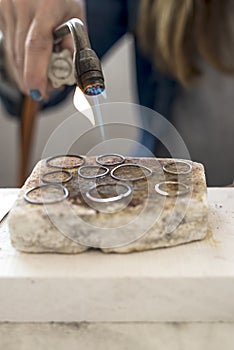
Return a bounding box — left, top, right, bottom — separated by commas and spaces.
85, 86, 104, 96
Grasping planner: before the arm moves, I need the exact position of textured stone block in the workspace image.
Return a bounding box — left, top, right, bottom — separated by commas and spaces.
8, 157, 208, 253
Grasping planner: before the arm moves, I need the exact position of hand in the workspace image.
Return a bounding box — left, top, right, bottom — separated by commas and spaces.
0, 0, 85, 100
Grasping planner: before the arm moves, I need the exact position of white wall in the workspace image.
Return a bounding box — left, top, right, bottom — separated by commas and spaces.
0, 35, 137, 187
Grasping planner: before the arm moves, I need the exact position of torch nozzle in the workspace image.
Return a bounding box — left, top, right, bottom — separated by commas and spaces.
51, 18, 105, 96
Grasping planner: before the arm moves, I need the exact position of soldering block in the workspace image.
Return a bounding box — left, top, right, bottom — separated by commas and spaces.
8, 157, 208, 253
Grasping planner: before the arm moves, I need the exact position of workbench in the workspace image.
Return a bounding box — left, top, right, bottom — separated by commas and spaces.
0, 188, 233, 350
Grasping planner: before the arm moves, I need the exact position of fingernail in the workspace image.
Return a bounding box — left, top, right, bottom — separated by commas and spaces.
29, 89, 42, 101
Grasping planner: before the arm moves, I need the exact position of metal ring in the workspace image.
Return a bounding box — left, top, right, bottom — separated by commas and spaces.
24, 184, 69, 204
41, 170, 73, 184
155, 181, 190, 197
163, 160, 192, 175
46, 154, 85, 169
96, 153, 126, 166
78, 165, 109, 179
86, 183, 132, 203
111, 164, 153, 182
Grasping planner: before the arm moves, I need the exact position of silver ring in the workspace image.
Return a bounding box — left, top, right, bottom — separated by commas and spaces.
46, 154, 85, 169
41, 170, 73, 184
86, 183, 132, 203
111, 164, 153, 182
96, 153, 125, 166
155, 181, 190, 197
163, 160, 192, 175
78, 165, 109, 179
24, 184, 69, 204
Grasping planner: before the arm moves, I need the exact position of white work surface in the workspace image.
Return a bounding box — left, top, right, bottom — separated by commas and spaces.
0, 188, 233, 324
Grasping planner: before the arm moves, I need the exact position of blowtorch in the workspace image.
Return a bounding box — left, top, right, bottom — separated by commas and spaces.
48, 18, 105, 96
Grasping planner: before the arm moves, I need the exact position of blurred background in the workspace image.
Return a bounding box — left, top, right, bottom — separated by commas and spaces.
1, 34, 234, 187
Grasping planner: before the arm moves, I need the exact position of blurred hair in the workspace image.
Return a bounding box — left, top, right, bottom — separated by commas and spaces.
139, 0, 234, 85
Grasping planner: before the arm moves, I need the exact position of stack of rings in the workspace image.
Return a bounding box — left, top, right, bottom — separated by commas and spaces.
24, 184, 69, 204
24, 155, 193, 204
96, 153, 125, 166
111, 164, 152, 182
41, 170, 73, 184
155, 181, 190, 197
163, 160, 192, 175
78, 165, 109, 179
46, 154, 85, 169
86, 183, 132, 203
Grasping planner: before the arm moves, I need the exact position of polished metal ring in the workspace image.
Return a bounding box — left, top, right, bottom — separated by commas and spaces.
41, 170, 73, 184
96, 153, 126, 166
24, 184, 69, 204
111, 164, 153, 182
155, 181, 190, 197
86, 183, 132, 203
163, 160, 192, 175
46, 154, 85, 169
78, 165, 109, 179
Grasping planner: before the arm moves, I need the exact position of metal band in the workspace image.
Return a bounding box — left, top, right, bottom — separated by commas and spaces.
78, 165, 109, 179
86, 183, 132, 203
46, 154, 85, 169
163, 160, 192, 175
111, 164, 153, 182
96, 153, 125, 166
155, 181, 190, 197
24, 184, 69, 204
41, 170, 73, 184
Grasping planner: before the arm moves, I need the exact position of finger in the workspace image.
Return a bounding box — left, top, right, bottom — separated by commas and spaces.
1, 0, 15, 53
14, 2, 32, 93
0, 0, 5, 26
0, 6, 5, 32
24, 17, 54, 100
1, 0, 20, 87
